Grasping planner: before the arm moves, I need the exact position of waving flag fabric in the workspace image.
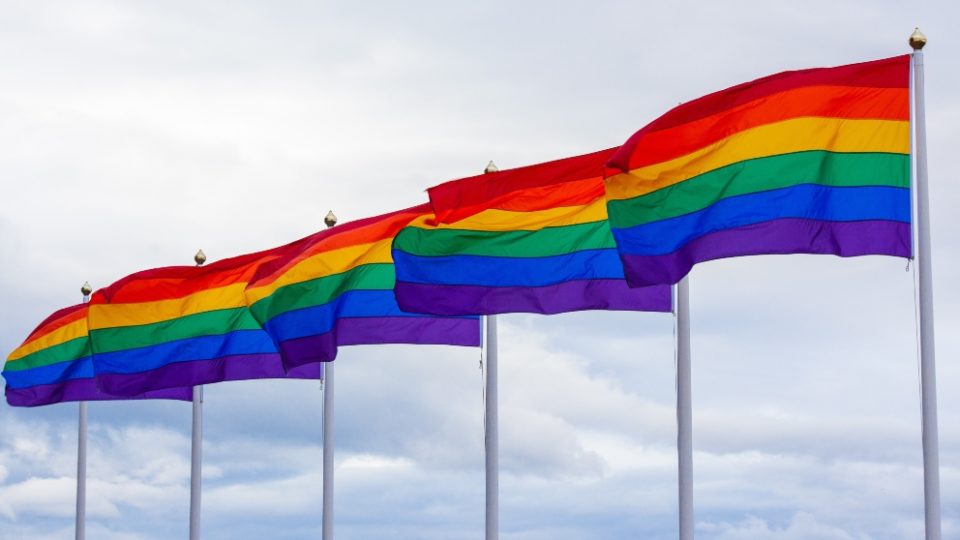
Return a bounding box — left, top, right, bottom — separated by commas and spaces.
88, 248, 322, 397
245, 204, 481, 371
604, 55, 912, 287
4, 303, 193, 406
5, 205, 479, 403
392, 151, 672, 315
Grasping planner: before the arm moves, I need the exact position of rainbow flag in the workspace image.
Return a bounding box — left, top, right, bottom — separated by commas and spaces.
88, 248, 323, 397
244, 204, 481, 370
604, 55, 912, 286
4, 303, 193, 406
392, 151, 672, 315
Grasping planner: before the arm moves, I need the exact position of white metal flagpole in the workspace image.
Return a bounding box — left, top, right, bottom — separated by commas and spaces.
909, 28, 942, 540
189, 249, 207, 540
322, 210, 338, 540
482, 161, 500, 540
322, 361, 335, 540
76, 281, 92, 540
485, 314, 499, 540
676, 277, 693, 540
189, 386, 203, 540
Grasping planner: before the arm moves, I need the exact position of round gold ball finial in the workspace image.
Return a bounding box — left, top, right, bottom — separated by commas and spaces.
324, 210, 338, 229
484, 161, 499, 174
194, 249, 207, 266
909, 27, 927, 50
81, 281, 93, 297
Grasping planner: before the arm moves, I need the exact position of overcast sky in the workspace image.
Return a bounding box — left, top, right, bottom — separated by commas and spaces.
1, 1, 958, 539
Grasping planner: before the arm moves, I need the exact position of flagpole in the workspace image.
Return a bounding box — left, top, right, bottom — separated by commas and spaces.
481, 161, 500, 540
189, 250, 207, 540
189, 388, 203, 540
322, 210, 338, 540
485, 314, 499, 540
676, 277, 693, 540
322, 362, 334, 540
909, 28, 942, 540
75, 281, 92, 540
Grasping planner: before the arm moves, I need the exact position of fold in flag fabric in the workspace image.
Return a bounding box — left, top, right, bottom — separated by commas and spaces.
245, 204, 481, 371
605, 55, 912, 287
3, 303, 193, 407
88, 248, 323, 397
392, 151, 672, 315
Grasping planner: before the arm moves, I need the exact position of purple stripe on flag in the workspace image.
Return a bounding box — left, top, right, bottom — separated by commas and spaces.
619, 218, 912, 287
336, 316, 482, 347
276, 316, 481, 370
277, 333, 338, 370
96, 353, 322, 397
395, 279, 672, 316
5, 378, 193, 407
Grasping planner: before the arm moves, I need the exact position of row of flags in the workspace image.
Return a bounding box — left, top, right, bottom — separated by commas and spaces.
4, 54, 911, 406
4, 207, 482, 406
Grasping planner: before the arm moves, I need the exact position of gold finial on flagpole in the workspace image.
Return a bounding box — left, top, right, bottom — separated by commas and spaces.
324, 210, 338, 229
194, 249, 207, 266
80, 281, 93, 296
484, 161, 499, 174
909, 27, 927, 50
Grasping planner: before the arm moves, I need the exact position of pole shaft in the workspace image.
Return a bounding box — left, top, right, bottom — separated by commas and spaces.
676, 278, 693, 540
913, 49, 942, 540
75, 401, 87, 540
485, 315, 499, 540
322, 362, 335, 540
75, 292, 89, 540
189, 386, 203, 540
